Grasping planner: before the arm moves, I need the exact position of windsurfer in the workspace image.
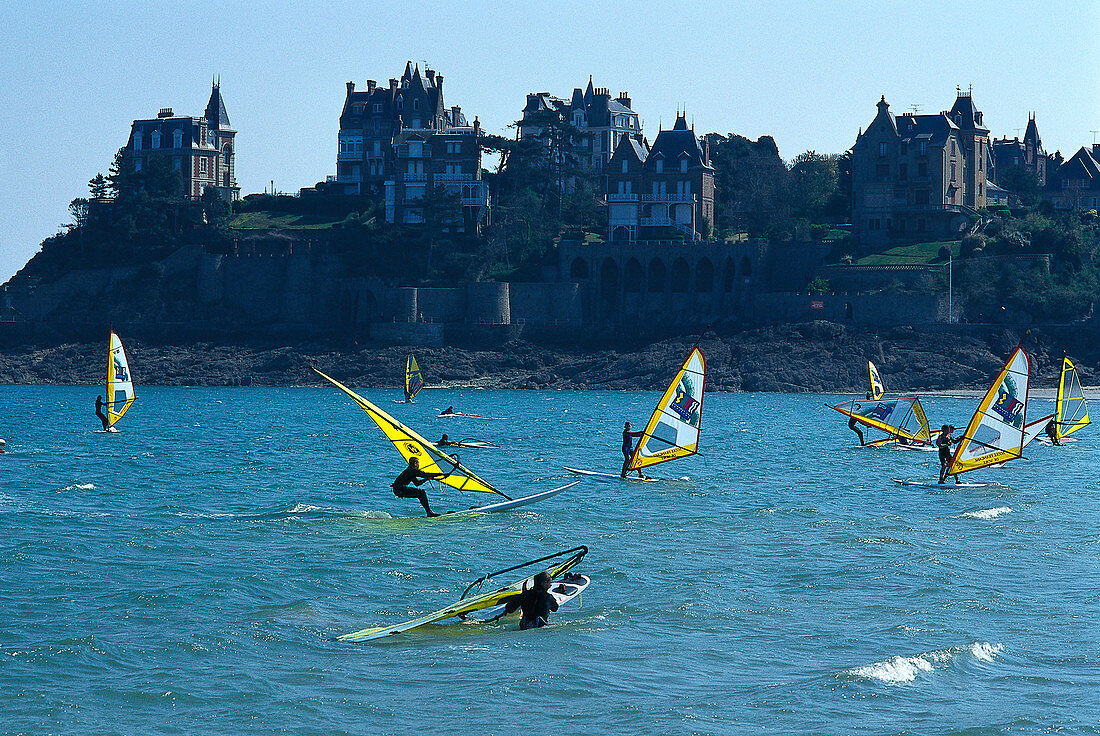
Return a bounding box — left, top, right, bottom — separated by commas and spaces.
848, 414, 865, 445
621, 421, 645, 478
936, 424, 958, 483
95, 396, 109, 431
392, 456, 443, 517
1045, 419, 1061, 446
502, 571, 559, 630
436, 433, 458, 447
441, 406, 456, 416
0, 438, 6, 454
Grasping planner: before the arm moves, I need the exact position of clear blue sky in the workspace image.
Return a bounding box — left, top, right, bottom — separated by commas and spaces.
1, 0, 1097, 282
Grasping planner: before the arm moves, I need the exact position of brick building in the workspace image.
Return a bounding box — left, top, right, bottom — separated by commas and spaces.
126, 81, 238, 201
605, 113, 715, 242
992, 115, 1049, 187
851, 90, 989, 245
1043, 145, 1100, 211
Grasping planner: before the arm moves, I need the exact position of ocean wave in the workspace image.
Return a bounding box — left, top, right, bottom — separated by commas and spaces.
62, 482, 96, 491
961, 507, 1012, 520
287, 503, 321, 514
847, 642, 1002, 684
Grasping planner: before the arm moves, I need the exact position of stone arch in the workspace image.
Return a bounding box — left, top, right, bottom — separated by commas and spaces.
740, 255, 752, 277
670, 258, 690, 293
723, 257, 736, 292
696, 258, 714, 292
648, 258, 667, 293
569, 257, 589, 280
624, 258, 643, 293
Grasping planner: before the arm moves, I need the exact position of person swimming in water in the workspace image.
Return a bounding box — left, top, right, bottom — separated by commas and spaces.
621, 421, 645, 479
436, 433, 458, 447
392, 456, 444, 517
95, 395, 110, 431
502, 571, 559, 630
440, 406, 456, 416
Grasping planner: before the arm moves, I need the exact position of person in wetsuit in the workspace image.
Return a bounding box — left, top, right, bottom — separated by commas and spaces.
392, 456, 443, 517
441, 406, 456, 416
848, 413, 865, 445
936, 424, 957, 484
1045, 419, 1061, 446
95, 395, 110, 431
502, 571, 559, 630
621, 421, 645, 478
436, 433, 458, 447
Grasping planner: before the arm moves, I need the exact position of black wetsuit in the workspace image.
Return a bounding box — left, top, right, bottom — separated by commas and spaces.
621, 428, 643, 478
848, 415, 865, 445
95, 396, 109, 431
936, 431, 954, 483
504, 587, 559, 630
392, 465, 442, 516
1046, 421, 1061, 446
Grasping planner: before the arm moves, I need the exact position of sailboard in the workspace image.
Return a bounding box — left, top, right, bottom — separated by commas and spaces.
868, 360, 885, 400
892, 478, 988, 488
562, 466, 662, 483
438, 410, 493, 419
339, 546, 588, 642
435, 438, 496, 449
947, 347, 1031, 477
833, 397, 931, 444
403, 353, 423, 402
106, 332, 136, 430
1055, 357, 1090, 439
314, 368, 570, 515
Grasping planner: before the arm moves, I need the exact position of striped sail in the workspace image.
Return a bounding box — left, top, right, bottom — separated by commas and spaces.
868, 360, 885, 400
628, 348, 706, 471
1056, 357, 1090, 438
404, 353, 424, 401
949, 347, 1030, 475
106, 332, 135, 427
314, 368, 503, 497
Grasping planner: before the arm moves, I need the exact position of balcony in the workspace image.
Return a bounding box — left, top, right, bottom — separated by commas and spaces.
395, 144, 431, 158
337, 150, 361, 162
434, 173, 476, 182
607, 193, 640, 202
404, 172, 427, 182
641, 193, 695, 203
640, 215, 689, 227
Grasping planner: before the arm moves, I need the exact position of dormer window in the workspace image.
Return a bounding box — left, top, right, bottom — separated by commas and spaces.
151, 130, 161, 149
680, 158, 688, 173
133, 133, 142, 151
655, 158, 663, 173
878, 142, 888, 158
173, 129, 183, 149
622, 159, 628, 173
373, 103, 382, 113
413, 99, 419, 111
396, 96, 403, 110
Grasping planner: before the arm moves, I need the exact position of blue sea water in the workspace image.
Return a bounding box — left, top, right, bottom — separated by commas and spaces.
2, 385, 1099, 735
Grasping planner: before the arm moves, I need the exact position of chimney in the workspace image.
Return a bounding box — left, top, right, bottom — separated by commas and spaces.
367, 79, 376, 93
451, 105, 461, 125
435, 74, 443, 93
425, 68, 435, 84
390, 78, 398, 90
346, 81, 355, 95
617, 91, 631, 108
473, 116, 480, 136
158, 107, 173, 118
1093, 143, 1100, 158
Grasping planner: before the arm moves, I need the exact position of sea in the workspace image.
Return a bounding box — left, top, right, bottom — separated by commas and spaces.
2, 385, 1098, 735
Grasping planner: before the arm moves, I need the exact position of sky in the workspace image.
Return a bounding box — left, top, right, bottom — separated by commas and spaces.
1, 0, 1097, 282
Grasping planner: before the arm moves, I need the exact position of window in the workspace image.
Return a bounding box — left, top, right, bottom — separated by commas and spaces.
173, 157, 182, 170
919, 141, 928, 157
134, 158, 142, 171
222, 145, 231, 167
621, 159, 628, 173
680, 158, 688, 173
446, 140, 461, 154
878, 142, 888, 158
199, 157, 208, 175
173, 129, 183, 148
373, 103, 382, 113
151, 130, 161, 149
133, 133, 142, 151
950, 163, 956, 181
654, 158, 663, 173
951, 140, 956, 156
413, 99, 419, 111
899, 140, 908, 155
876, 163, 889, 180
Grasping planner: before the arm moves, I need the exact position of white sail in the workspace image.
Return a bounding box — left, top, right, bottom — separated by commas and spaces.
628, 348, 706, 470
949, 347, 1030, 475
106, 332, 135, 427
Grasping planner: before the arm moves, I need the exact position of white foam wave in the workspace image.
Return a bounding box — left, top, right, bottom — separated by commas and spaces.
62, 483, 96, 491
287, 503, 320, 514
362, 510, 393, 519
961, 506, 1012, 520
848, 641, 1002, 684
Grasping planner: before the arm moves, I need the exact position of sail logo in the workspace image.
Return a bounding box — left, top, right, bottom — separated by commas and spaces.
113, 357, 128, 382
670, 376, 700, 424
404, 442, 421, 456
868, 402, 892, 421
991, 379, 1023, 427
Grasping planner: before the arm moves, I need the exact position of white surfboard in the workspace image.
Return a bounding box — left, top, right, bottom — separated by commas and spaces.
563, 466, 661, 483
892, 478, 988, 488
446, 481, 578, 516
467, 573, 591, 623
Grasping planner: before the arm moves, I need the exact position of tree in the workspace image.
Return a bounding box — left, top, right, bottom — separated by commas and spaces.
996, 165, 1041, 207
788, 151, 842, 222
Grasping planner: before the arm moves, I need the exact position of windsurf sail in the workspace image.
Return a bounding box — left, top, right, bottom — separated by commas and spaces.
832, 397, 931, 443
314, 368, 505, 498
948, 347, 1031, 476
628, 347, 706, 471
106, 332, 135, 428
1021, 413, 1054, 449
1055, 357, 1090, 439
404, 353, 423, 402
339, 546, 587, 642
868, 360, 885, 400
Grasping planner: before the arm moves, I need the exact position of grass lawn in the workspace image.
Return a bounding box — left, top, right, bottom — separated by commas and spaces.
857, 240, 960, 265
229, 212, 345, 230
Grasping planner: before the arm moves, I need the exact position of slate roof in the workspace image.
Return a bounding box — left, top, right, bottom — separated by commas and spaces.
205, 82, 231, 130
646, 114, 707, 169
1050, 147, 1100, 190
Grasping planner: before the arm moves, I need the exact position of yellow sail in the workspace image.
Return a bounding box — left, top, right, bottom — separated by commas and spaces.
868, 360, 885, 400
949, 347, 1030, 475
833, 397, 930, 442
628, 348, 705, 471
404, 354, 423, 401
106, 332, 135, 427
1055, 357, 1090, 438
314, 368, 503, 496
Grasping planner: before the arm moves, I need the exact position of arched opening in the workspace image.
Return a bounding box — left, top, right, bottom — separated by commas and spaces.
696, 258, 714, 292
624, 258, 643, 293
569, 257, 589, 280
723, 257, 736, 292
648, 258, 666, 293
612, 225, 632, 242
740, 255, 752, 277
671, 258, 690, 293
